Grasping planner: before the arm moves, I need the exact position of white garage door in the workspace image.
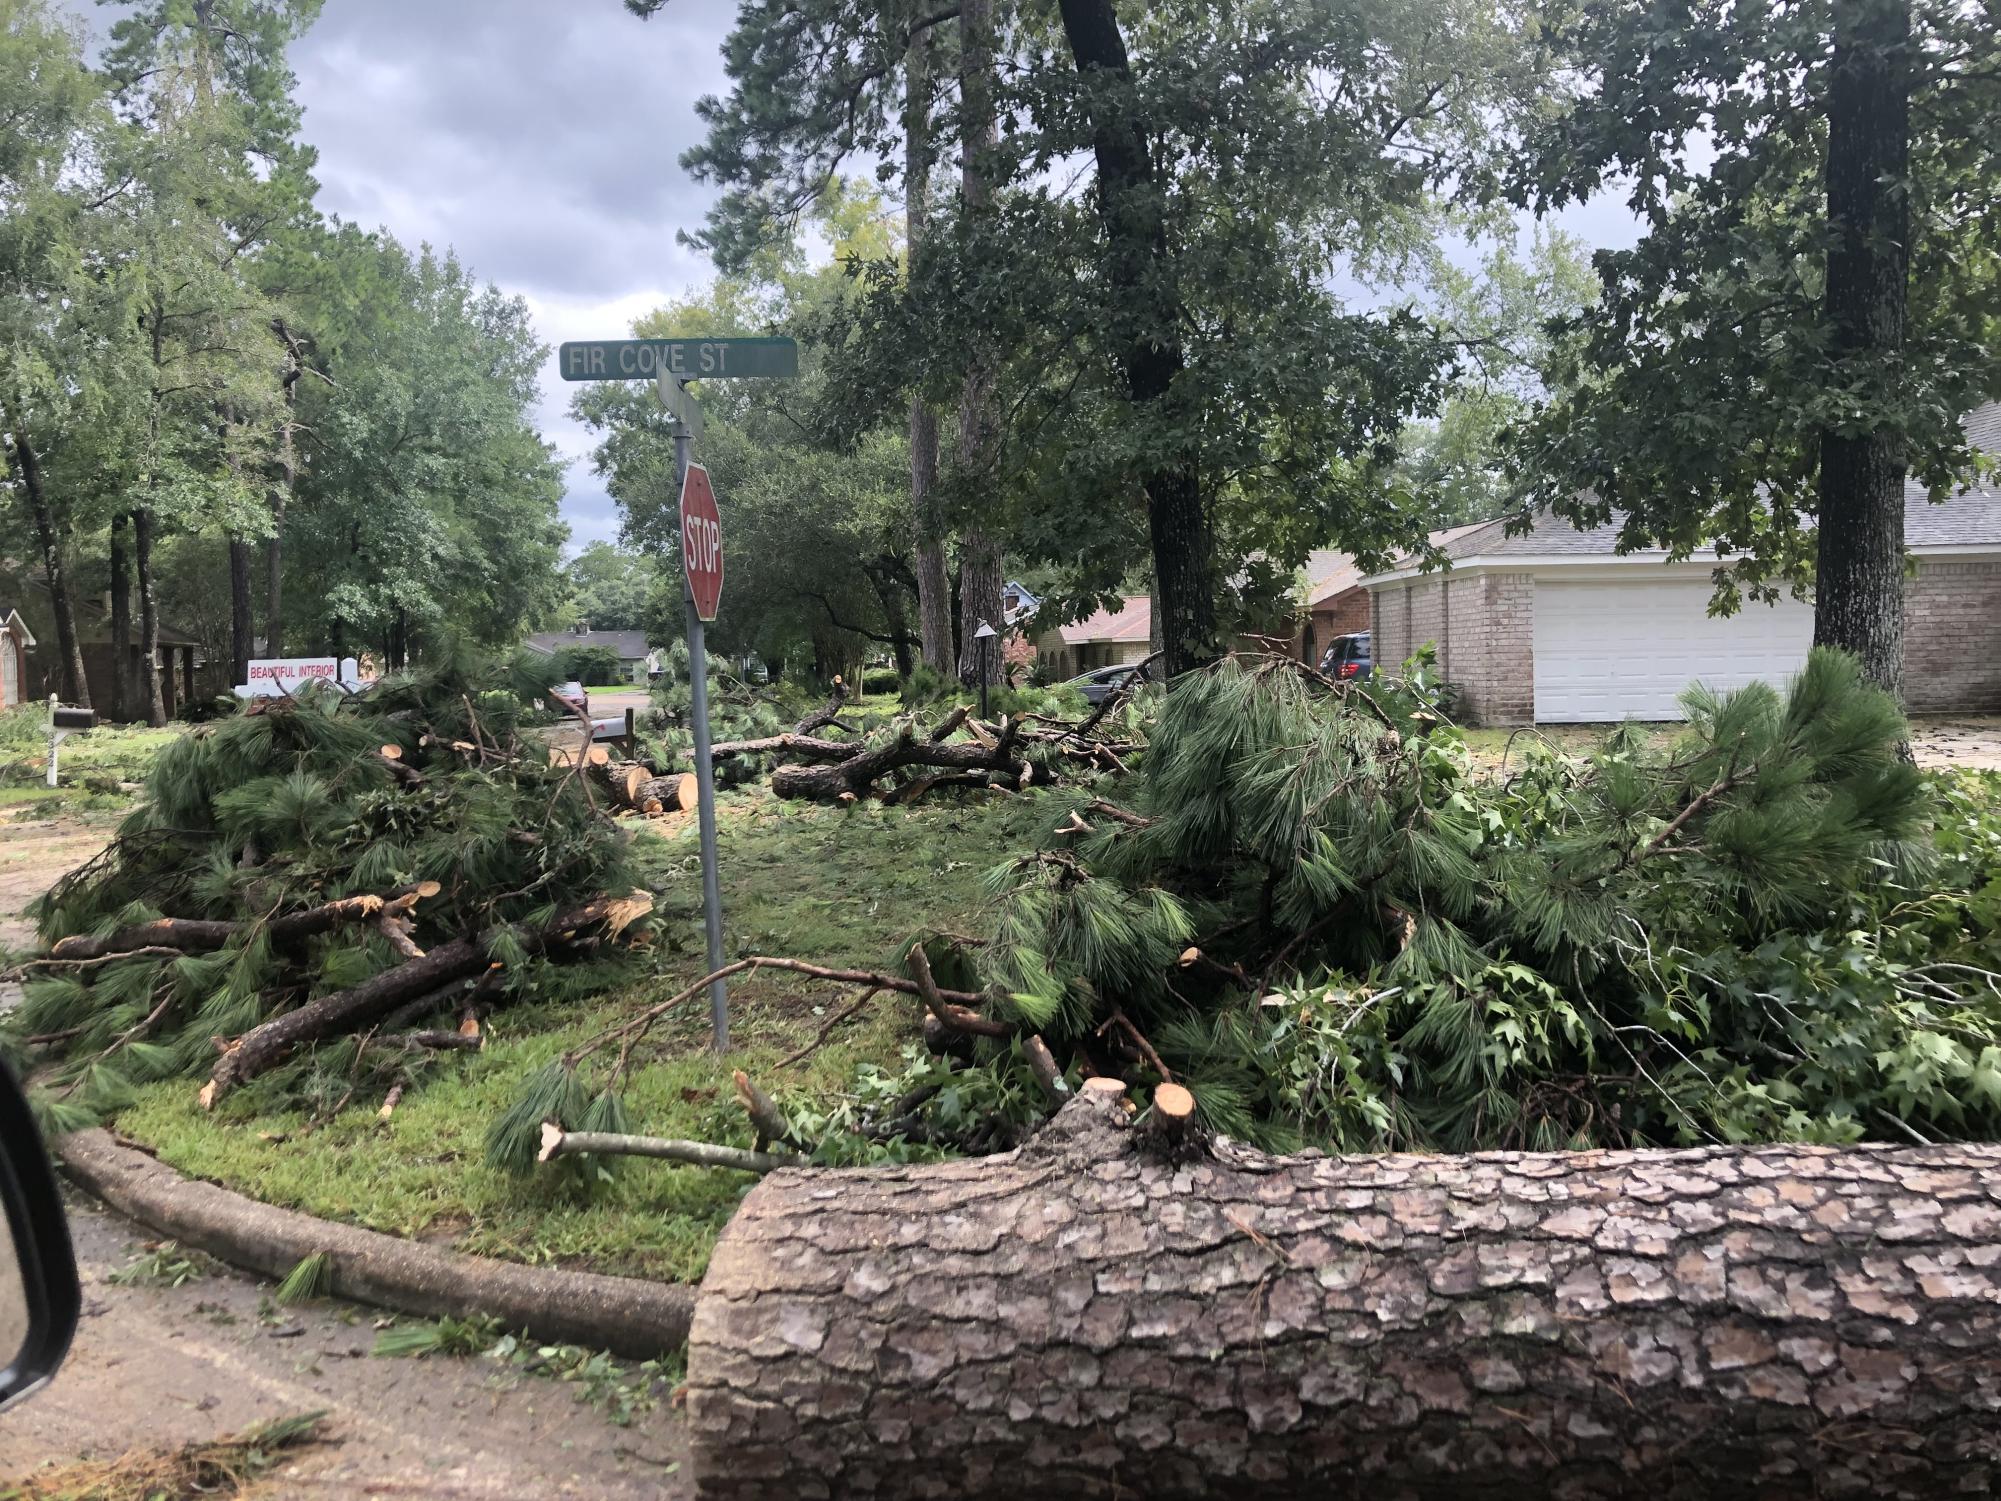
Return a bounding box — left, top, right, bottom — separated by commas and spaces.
1533, 578, 1814, 722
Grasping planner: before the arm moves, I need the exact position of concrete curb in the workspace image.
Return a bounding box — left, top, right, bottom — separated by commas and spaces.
56, 1129, 695, 1360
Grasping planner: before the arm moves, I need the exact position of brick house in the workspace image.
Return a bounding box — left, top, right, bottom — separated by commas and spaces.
1365, 410, 2001, 725
1035, 597, 1153, 681
1298, 524, 1488, 665
0, 605, 34, 710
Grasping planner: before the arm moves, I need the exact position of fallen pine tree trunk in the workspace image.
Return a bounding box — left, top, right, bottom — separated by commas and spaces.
686, 1084, 2001, 1500
202, 893, 651, 1107
770, 720, 1031, 802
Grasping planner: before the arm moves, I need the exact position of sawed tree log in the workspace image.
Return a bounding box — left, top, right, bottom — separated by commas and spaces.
686, 1086, 2001, 1499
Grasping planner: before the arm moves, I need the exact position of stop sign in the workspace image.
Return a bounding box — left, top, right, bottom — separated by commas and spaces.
680, 463, 724, 621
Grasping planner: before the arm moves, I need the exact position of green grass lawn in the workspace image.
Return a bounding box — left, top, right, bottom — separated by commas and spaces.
0, 718, 187, 814
111, 785, 1068, 1283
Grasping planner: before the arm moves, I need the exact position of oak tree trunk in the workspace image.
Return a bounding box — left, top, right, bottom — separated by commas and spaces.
1815, 0, 1910, 699
3, 403, 90, 708
1056, 0, 1219, 679
953, 0, 1005, 688
905, 29, 955, 676
108, 513, 132, 721
135, 507, 165, 726
688, 1088, 2001, 1499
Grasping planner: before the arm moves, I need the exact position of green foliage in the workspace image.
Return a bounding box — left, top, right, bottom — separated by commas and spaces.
552, 644, 624, 688
108, 1241, 209, 1289
972, 650, 1998, 1152
371, 1313, 503, 1359
1511, 0, 2001, 607
9, 649, 644, 1127
860, 665, 901, 696
273, 1250, 331, 1305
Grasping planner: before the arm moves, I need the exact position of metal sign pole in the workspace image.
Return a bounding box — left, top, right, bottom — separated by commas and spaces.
677, 422, 730, 1050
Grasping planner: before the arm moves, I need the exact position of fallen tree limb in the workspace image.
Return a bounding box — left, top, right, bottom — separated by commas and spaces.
45, 882, 441, 963
793, 679, 850, 736
906, 946, 1010, 1037
538, 1122, 802, 1175
686, 1089, 2001, 1499
573, 954, 993, 1080
203, 893, 651, 1107
770, 720, 1028, 802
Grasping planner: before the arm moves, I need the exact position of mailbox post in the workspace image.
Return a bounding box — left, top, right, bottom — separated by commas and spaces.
46, 697, 96, 787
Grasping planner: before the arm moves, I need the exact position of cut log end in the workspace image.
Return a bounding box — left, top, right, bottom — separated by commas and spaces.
537, 1120, 563, 1163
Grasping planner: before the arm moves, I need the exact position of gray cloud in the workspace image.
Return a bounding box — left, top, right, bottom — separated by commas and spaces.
282, 0, 739, 552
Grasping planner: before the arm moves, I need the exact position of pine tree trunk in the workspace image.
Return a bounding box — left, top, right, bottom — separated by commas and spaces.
688, 1088, 2001, 1500
108, 513, 132, 721
905, 30, 955, 676
228, 536, 255, 691
269, 319, 302, 660
1055, 0, 1218, 679
953, 0, 1005, 688
2, 401, 90, 708
135, 507, 165, 726
1815, 0, 1910, 699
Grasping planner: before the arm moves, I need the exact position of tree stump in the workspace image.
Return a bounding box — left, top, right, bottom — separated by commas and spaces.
686, 1089, 2001, 1499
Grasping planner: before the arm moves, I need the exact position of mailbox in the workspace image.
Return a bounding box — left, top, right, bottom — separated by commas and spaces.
51, 706, 96, 732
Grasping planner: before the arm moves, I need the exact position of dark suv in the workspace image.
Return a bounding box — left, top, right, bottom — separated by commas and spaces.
1318, 631, 1372, 681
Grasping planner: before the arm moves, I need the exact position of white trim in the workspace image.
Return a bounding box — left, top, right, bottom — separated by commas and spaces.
0, 608, 35, 648
1361, 544, 2001, 590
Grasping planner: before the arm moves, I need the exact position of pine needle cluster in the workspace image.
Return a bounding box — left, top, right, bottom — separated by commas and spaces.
980, 649, 1996, 1151
10, 644, 647, 1128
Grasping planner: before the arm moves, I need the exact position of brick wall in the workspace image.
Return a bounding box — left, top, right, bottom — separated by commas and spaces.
1307, 589, 1372, 665
1905, 558, 2001, 712
1370, 586, 1404, 668
1444, 573, 1535, 726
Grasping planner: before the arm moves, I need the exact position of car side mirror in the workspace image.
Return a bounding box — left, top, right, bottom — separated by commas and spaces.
0, 1065, 79, 1413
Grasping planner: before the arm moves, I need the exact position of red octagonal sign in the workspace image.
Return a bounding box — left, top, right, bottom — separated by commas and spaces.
680, 463, 724, 622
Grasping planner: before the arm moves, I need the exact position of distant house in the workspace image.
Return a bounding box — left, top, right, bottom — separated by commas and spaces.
524, 622, 658, 685
0, 605, 34, 710
1297, 525, 1488, 667
1364, 404, 2001, 725
1036, 597, 1153, 681
0, 574, 203, 719
1001, 580, 1041, 626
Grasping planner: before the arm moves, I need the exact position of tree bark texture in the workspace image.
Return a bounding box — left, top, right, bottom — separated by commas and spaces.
134, 506, 165, 725
1815, 0, 1911, 699
3, 403, 90, 708
688, 1088, 2001, 1500
953, 0, 1005, 688
905, 30, 955, 676
1056, 0, 1219, 680
269, 316, 305, 660
229, 535, 255, 693
108, 513, 132, 721
768, 721, 1026, 801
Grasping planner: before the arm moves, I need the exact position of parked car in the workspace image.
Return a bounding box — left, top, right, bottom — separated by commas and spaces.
551, 680, 588, 714
1067, 663, 1140, 706
1318, 631, 1372, 681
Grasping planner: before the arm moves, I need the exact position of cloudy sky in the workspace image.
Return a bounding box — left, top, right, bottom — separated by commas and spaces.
69, 1, 1642, 554
289, 0, 736, 550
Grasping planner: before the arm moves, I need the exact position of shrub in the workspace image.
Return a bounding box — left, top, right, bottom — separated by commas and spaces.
860, 666, 902, 696
553, 644, 625, 686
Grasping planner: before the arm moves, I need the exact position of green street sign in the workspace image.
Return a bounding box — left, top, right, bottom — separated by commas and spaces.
556, 337, 798, 382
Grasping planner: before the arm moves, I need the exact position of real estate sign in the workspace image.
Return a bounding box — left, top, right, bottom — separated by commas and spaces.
236, 657, 362, 698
